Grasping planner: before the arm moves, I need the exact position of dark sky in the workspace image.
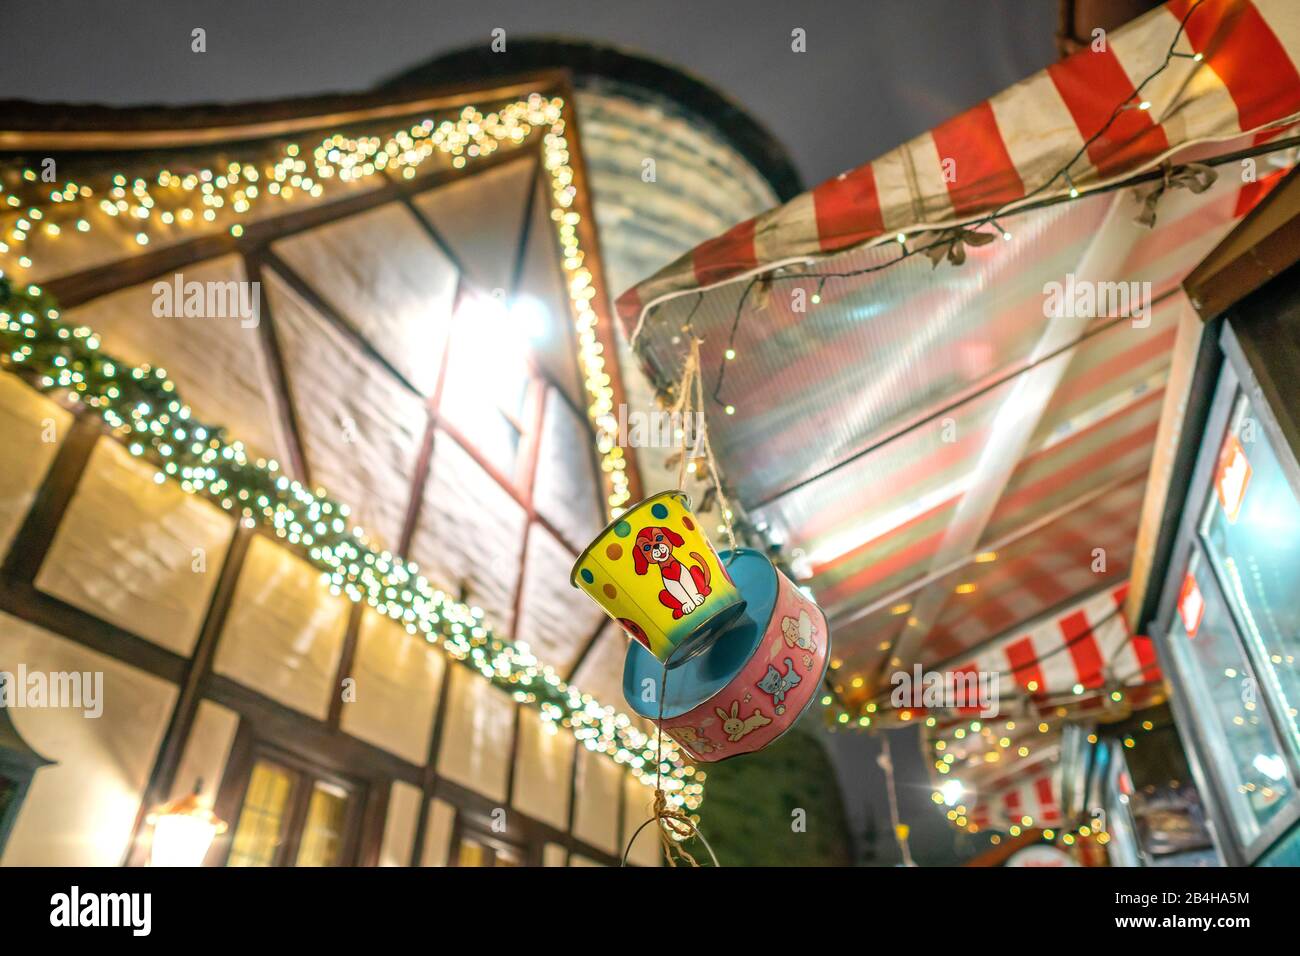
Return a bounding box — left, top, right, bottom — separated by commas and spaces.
1, 0, 1058, 187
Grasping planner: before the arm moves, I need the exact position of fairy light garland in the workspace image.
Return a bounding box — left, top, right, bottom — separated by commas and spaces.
0, 93, 676, 802
0, 92, 631, 514
0, 278, 700, 809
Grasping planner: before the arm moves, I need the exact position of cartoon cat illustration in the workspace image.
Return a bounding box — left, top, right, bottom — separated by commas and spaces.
757, 657, 802, 707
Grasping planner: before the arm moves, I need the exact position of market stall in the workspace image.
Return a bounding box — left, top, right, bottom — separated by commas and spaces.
616, 0, 1300, 856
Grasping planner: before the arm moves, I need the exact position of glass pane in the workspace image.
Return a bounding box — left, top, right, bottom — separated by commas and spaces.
1167, 550, 1295, 848
227, 760, 295, 867
1201, 394, 1300, 759
438, 301, 531, 478
456, 836, 489, 868
295, 780, 349, 867
493, 846, 522, 867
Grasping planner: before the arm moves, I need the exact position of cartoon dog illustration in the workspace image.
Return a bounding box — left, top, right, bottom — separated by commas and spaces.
633, 526, 712, 618
781, 608, 818, 655
618, 618, 651, 651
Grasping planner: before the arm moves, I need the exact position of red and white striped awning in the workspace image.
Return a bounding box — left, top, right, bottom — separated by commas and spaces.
618, 0, 1300, 324
969, 773, 1065, 832
615, 0, 1299, 720
881, 582, 1162, 727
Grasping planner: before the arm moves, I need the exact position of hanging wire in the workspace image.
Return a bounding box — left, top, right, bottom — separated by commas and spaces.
621, 660, 721, 867
638, 0, 1240, 408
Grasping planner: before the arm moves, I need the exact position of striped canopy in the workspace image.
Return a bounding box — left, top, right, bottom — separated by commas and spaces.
920, 584, 1161, 836
618, 0, 1299, 731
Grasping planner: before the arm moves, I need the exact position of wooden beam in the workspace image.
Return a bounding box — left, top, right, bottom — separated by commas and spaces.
124, 525, 254, 865
564, 618, 611, 683
243, 252, 312, 485
409, 651, 456, 866
0, 574, 186, 683
1185, 166, 1300, 321
0, 72, 574, 150
259, 248, 426, 397
40, 146, 528, 311
326, 601, 365, 729
202, 673, 423, 786
0, 411, 100, 581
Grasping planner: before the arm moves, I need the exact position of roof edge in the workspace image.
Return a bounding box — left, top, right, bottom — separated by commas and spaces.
379, 37, 802, 202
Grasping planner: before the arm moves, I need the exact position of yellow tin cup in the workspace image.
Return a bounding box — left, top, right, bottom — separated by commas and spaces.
571, 490, 746, 668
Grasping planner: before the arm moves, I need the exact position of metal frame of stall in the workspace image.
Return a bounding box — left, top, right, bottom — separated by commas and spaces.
1144, 222, 1300, 865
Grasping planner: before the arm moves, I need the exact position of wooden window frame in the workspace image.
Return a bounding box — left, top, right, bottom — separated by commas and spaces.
447, 802, 534, 867
210, 737, 368, 868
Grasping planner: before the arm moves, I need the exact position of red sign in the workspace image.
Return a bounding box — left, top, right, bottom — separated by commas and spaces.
1216, 435, 1252, 524
1178, 573, 1205, 638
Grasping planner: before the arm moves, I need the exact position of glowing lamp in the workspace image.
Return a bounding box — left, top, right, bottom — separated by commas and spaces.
146, 783, 226, 867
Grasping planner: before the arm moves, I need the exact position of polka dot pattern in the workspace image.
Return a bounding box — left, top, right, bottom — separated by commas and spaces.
580, 568, 594, 584
651, 502, 669, 519
603, 583, 617, 599
606, 543, 622, 560
682, 516, 695, 531
614, 520, 631, 538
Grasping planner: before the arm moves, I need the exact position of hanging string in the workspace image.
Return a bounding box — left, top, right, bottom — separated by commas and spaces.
637, 0, 1232, 409
621, 660, 721, 867
670, 336, 739, 559
670, 339, 701, 491
879, 732, 915, 867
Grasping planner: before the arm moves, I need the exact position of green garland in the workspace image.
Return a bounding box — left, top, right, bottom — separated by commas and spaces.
0, 277, 701, 809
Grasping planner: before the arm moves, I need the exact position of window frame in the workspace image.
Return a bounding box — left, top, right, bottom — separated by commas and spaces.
447, 803, 536, 867
213, 739, 368, 868
1151, 321, 1300, 865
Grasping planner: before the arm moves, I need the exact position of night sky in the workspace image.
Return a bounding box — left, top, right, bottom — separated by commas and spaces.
2, 0, 1056, 187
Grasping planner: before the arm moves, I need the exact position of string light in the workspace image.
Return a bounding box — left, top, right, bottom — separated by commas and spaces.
0, 93, 632, 516
663, 0, 1217, 418
0, 93, 686, 805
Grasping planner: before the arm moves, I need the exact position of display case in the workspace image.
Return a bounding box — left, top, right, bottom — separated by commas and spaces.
1151, 305, 1300, 865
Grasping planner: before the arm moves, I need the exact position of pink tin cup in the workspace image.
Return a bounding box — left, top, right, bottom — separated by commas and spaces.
622, 548, 830, 762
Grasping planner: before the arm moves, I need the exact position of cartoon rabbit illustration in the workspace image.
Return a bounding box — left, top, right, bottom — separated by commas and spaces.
715, 700, 772, 742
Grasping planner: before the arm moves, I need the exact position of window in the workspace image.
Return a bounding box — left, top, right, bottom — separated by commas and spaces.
450, 811, 528, 867
437, 294, 540, 482
224, 752, 363, 867
227, 760, 294, 867
1200, 394, 1300, 761
1167, 550, 1295, 848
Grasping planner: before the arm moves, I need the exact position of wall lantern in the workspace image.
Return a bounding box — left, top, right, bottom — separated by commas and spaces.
146, 780, 227, 867
0, 702, 55, 858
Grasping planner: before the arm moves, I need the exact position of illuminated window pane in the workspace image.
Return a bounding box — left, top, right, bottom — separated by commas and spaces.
1167, 550, 1294, 847
1201, 394, 1300, 760
493, 847, 522, 867
456, 836, 489, 868
439, 300, 532, 478
295, 781, 349, 867
227, 760, 294, 867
